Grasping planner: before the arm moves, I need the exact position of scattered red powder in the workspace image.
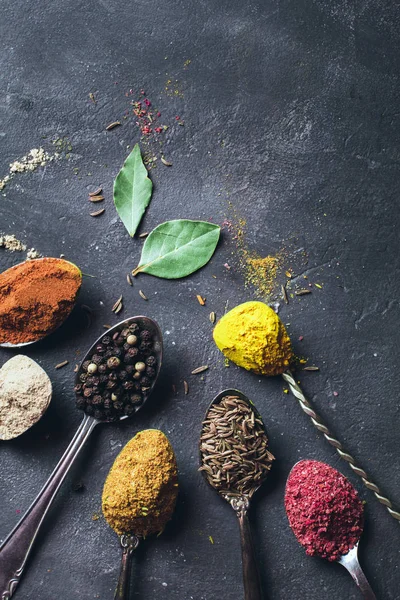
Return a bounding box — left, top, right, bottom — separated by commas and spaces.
285, 460, 364, 561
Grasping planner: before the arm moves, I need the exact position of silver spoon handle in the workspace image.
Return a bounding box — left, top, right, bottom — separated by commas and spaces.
339, 548, 377, 599
0, 414, 97, 599
282, 369, 400, 523
114, 535, 139, 600
237, 507, 263, 600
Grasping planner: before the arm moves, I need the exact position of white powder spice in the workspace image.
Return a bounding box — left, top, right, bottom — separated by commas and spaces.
0, 355, 52, 440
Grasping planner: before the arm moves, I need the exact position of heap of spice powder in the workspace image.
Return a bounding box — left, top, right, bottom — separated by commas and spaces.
199, 395, 274, 499
102, 429, 178, 536
75, 322, 159, 421
285, 460, 364, 561
0, 257, 82, 344
213, 301, 293, 376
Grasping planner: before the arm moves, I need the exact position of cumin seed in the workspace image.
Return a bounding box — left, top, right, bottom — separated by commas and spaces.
89, 187, 102, 196
90, 208, 105, 217
139, 290, 148, 300
55, 360, 69, 369
106, 121, 121, 131
191, 365, 209, 374
111, 295, 123, 312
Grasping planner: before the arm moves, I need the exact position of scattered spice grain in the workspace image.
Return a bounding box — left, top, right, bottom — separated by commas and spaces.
191, 366, 209, 375
139, 290, 148, 300
90, 208, 105, 217
161, 157, 173, 167
126, 274, 133, 286
295, 289, 312, 296
89, 195, 104, 203
209, 311, 216, 324
196, 295, 206, 306
55, 360, 69, 370
106, 121, 121, 131
89, 187, 103, 197
183, 380, 189, 395
112, 295, 123, 313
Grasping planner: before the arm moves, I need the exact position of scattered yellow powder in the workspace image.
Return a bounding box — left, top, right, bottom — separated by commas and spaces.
213, 301, 293, 376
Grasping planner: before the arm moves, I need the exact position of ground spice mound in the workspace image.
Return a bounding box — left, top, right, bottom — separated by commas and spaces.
0, 257, 81, 344
102, 429, 178, 536
0, 355, 52, 440
285, 460, 364, 561
213, 301, 293, 376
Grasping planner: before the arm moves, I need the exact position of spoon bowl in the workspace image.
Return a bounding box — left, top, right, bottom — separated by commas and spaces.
74, 316, 163, 422
0, 316, 163, 599
284, 460, 376, 600
0, 257, 82, 348
199, 388, 274, 600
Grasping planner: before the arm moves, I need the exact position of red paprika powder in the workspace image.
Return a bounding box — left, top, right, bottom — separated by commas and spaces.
285, 460, 364, 561
0, 257, 82, 344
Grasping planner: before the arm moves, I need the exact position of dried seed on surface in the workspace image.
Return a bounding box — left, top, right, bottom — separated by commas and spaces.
55, 360, 69, 370
111, 295, 123, 312
209, 311, 216, 324
126, 274, 133, 286
295, 289, 312, 296
90, 208, 105, 217
89, 195, 104, 203
191, 365, 209, 375
184, 380, 189, 395
196, 295, 206, 306
139, 290, 148, 300
106, 121, 121, 131
89, 187, 102, 197
161, 156, 173, 167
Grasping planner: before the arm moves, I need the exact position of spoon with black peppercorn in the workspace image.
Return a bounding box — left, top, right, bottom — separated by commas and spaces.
199, 389, 275, 600
0, 316, 162, 600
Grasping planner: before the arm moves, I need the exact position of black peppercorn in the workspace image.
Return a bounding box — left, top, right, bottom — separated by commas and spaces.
118, 370, 129, 381
108, 372, 118, 381
130, 394, 142, 405
96, 343, 106, 353
74, 384, 83, 393
102, 336, 111, 345
98, 364, 107, 374
146, 367, 156, 378
113, 401, 123, 411
124, 404, 134, 415
83, 387, 93, 398
129, 323, 139, 334
123, 381, 135, 391
121, 328, 130, 338
125, 364, 134, 374
115, 335, 125, 346
140, 376, 151, 387
146, 356, 156, 367
82, 360, 91, 372
99, 374, 108, 385
107, 356, 121, 370
91, 354, 103, 365
103, 399, 112, 409
106, 380, 118, 390
79, 373, 88, 383
139, 329, 152, 341
123, 342, 131, 352
76, 397, 86, 409
92, 395, 103, 406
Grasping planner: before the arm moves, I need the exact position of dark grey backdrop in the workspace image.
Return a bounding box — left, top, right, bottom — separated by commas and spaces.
1, 1, 399, 598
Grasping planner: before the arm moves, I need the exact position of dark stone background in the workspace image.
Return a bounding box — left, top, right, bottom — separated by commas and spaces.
1, 0, 399, 598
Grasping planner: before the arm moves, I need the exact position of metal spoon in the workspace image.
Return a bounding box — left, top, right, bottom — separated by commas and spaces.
0, 257, 82, 349
338, 543, 376, 599
199, 388, 273, 600
0, 316, 162, 599
285, 461, 377, 599
114, 533, 140, 600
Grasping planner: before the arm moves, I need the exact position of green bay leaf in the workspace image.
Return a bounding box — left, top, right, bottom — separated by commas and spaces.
132, 219, 220, 279
113, 144, 152, 237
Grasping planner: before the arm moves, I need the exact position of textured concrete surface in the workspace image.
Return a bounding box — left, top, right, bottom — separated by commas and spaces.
0, 0, 399, 598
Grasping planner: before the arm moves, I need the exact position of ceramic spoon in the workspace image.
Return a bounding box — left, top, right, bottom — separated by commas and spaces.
0, 316, 163, 599
200, 388, 272, 600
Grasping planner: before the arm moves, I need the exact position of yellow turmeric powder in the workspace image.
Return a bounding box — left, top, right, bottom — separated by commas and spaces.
102, 429, 178, 536
213, 301, 293, 376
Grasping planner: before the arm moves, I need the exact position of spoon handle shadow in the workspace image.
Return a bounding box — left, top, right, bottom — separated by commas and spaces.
237, 507, 263, 600
114, 535, 139, 600
0, 414, 97, 599
338, 547, 377, 600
